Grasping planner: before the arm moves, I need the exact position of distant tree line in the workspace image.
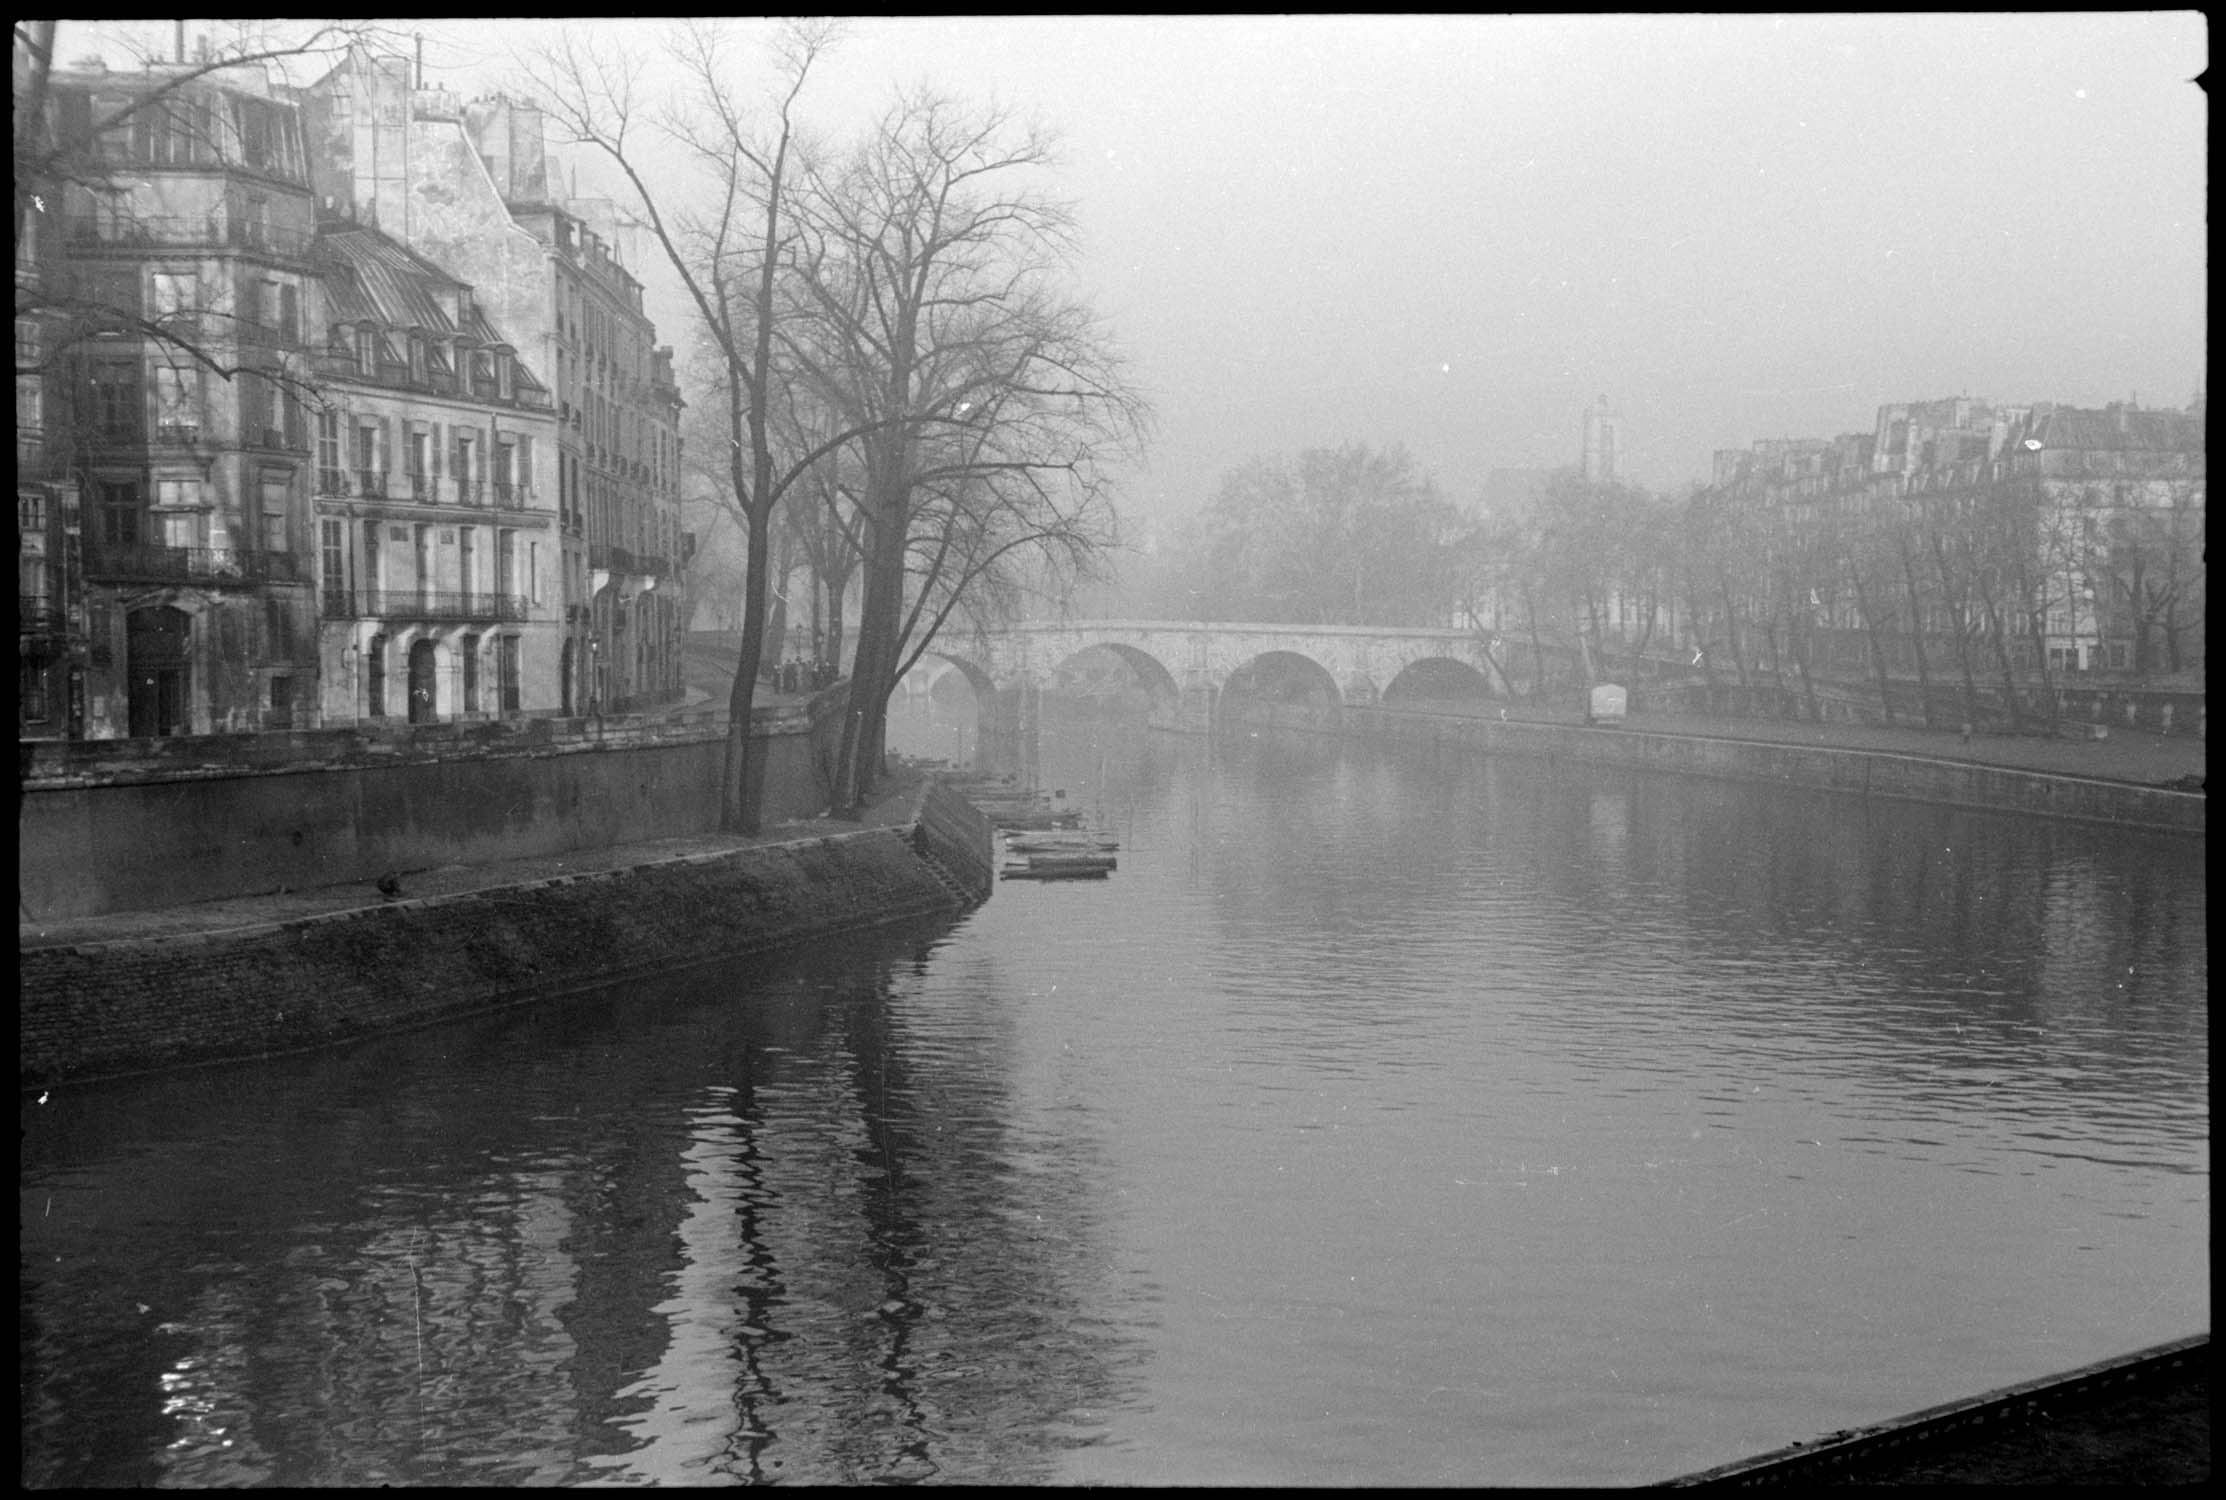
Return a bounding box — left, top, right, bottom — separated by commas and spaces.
1117, 440, 2204, 733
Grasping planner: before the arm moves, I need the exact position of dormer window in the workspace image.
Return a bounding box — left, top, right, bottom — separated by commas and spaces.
356, 325, 375, 376
407, 333, 425, 383
495, 352, 514, 401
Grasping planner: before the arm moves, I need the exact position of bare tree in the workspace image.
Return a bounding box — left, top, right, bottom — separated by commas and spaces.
525, 20, 882, 831
783, 90, 1148, 815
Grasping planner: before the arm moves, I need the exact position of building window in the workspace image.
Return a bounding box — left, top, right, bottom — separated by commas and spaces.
321, 518, 346, 603
98, 478, 142, 546
268, 674, 294, 729
149, 270, 198, 333
88, 359, 141, 443
152, 363, 200, 440
355, 325, 376, 376
366, 634, 387, 717
499, 635, 521, 713
152, 95, 211, 167
154, 478, 207, 549
461, 633, 481, 713
260, 476, 289, 553
317, 407, 343, 490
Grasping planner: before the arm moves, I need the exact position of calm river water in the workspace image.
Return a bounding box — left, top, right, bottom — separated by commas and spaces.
20, 703, 2209, 1486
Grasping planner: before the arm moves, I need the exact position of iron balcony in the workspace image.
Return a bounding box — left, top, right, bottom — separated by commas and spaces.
321, 589, 532, 622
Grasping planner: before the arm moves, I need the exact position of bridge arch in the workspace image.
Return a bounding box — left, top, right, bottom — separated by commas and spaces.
1383, 655, 1497, 705
1047, 641, 1182, 711
1220, 649, 1344, 720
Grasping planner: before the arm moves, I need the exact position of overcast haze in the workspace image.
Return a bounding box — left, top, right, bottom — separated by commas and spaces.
79, 14, 2210, 518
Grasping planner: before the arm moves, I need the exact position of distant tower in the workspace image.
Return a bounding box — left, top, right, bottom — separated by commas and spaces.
1581, 394, 1622, 482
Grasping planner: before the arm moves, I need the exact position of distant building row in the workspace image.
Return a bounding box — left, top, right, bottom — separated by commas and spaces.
1707, 394, 2205, 674
18, 43, 688, 740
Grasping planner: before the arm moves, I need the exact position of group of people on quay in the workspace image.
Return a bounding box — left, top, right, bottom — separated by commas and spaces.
766, 657, 838, 695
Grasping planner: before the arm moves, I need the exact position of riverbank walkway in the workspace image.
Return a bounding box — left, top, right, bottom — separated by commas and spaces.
1455, 699, 2205, 788
20, 706, 2200, 955
17, 764, 928, 954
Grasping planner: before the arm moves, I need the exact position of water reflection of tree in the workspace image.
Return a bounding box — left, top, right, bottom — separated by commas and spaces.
796, 940, 1147, 1483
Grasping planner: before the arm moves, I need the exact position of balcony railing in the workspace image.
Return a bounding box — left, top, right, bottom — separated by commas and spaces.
405, 473, 435, 503
492, 481, 530, 511
454, 478, 485, 508
65, 215, 313, 259
237, 320, 301, 350
351, 468, 389, 499
19, 601, 70, 637
317, 467, 349, 496
153, 422, 201, 446
85, 542, 305, 586
84, 419, 145, 447
325, 589, 530, 622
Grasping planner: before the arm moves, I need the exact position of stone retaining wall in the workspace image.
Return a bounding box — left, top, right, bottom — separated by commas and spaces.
1345, 707, 2204, 836
22, 776, 991, 1087
20, 692, 847, 921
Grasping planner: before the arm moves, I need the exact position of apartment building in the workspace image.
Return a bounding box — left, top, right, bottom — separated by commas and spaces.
298, 51, 687, 716
37, 57, 321, 738
1706, 395, 2206, 676
307, 221, 562, 724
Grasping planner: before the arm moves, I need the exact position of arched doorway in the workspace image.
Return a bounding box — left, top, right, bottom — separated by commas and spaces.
407, 639, 438, 724
559, 638, 575, 716
126, 605, 191, 737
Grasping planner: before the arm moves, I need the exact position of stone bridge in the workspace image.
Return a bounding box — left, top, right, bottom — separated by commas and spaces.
910, 620, 1519, 747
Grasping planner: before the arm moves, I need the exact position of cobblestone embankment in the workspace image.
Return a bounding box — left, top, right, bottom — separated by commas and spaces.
20, 774, 992, 1088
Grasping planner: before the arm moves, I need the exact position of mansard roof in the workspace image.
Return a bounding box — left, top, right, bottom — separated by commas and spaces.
313, 222, 466, 334
2028, 405, 2204, 454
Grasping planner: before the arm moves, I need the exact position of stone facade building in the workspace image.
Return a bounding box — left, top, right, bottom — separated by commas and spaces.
1705, 395, 2206, 677
20, 42, 686, 742
35, 57, 323, 739
307, 222, 563, 725
298, 50, 686, 716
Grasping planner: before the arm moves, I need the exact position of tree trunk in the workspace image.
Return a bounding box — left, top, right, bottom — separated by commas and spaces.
1790, 607, 1823, 723
1520, 581, 1546, 703
1761, 615, 1787, 717
2026, 599, 2059, 733
721, 497, 773, 833
1717, 575, 1751, 689
824, 570, 848, 675
1932, 534, 1983, 734
1898, 539, 1937, 729
765, 529, 792, 674
1974, 569, 2022, 732
1848, 565, 1896, 726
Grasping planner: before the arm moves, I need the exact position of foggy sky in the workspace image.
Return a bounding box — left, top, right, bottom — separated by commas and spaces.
76, 15, 2209, 519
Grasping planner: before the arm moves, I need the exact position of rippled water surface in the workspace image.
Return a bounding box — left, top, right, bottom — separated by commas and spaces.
20, 708, 2208, 1486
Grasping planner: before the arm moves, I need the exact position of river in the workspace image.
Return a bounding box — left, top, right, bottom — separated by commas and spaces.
19, 700, 2209, 1486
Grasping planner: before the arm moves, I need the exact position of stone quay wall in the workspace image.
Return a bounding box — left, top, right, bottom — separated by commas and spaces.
1339, 706, 2203, 836
21, 777, 993, 1088
20, 693, 846, 923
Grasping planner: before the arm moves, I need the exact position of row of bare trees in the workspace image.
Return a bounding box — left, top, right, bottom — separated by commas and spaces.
1472, 469, 2205, 730
529, 21, 1147, 830
1136, 437, 2202, 732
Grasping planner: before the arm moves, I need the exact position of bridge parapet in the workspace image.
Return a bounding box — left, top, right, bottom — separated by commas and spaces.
965, 619, 1506, 705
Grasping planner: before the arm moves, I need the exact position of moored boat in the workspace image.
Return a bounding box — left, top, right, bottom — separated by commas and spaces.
999, 860, 1111, 881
